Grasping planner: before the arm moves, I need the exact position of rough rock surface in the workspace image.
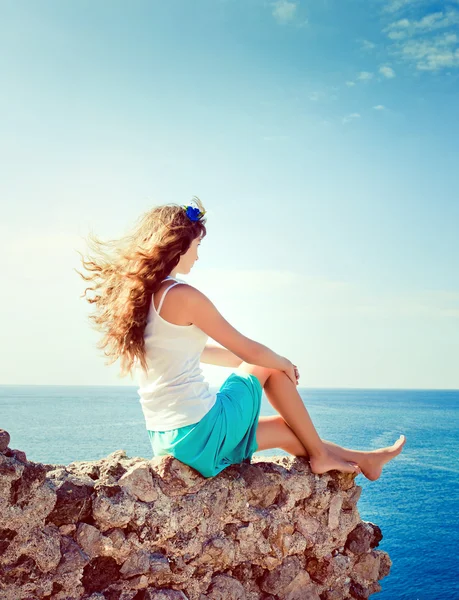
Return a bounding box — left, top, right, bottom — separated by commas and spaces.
0, 430, 391, 599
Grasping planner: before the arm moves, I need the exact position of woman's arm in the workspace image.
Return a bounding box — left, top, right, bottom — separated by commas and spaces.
183, 286, 291, 371
200, 344, 243, 368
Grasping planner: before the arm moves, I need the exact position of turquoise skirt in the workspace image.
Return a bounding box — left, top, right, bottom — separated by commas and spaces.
148, 371, 263, 478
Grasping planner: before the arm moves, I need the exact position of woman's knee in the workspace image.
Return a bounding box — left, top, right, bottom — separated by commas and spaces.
236, 362, 278, 388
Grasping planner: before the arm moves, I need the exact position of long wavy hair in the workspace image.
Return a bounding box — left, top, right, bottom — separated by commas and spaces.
77, 197, 207, 377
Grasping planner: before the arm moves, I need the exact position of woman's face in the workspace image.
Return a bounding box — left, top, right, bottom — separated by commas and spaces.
178, 236, 202, 274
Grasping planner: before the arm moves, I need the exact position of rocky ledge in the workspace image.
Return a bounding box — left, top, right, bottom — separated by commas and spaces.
0, 429, 390, 600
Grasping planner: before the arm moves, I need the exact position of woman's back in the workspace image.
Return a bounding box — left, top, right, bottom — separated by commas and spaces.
137, 276, 217, 431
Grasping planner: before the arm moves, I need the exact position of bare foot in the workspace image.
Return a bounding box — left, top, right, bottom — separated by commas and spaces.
359, 435, 406, 481
309, 450, 361, 476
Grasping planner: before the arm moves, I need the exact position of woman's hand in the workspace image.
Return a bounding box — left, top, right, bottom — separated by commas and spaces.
281, 358, 300, 386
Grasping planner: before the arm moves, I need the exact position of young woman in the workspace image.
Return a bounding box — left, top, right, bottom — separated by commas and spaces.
79, 197, 406, 479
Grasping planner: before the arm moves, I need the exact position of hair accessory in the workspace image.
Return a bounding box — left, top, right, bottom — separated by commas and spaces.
182, 204, 206, 222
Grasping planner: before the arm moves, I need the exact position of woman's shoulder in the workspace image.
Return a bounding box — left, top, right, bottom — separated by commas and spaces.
153, 280, 201, 325
167, 279, 202, 295
165, 282, 212, 317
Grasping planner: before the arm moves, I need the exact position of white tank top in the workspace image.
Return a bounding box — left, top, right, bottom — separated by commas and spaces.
136, 276, 217, 431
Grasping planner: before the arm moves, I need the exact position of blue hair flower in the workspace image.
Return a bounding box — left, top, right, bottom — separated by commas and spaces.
182, 205, 205, 222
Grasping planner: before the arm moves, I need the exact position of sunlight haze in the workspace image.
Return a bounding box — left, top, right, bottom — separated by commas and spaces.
1, 0, 458, 389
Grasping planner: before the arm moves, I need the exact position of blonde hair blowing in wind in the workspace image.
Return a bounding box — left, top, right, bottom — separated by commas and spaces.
77, 197, 207, 377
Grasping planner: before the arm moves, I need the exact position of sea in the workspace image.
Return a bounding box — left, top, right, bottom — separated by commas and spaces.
1, 385, 458, 600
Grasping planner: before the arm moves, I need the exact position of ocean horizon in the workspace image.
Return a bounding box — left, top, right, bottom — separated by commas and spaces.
1, 384, 458, 599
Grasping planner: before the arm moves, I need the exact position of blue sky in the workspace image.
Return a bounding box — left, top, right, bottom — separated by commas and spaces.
1, 0, 458, 388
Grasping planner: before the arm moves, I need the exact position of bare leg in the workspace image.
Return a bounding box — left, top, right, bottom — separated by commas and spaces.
322, 436, 406, 481
256, 415, 406, 481
263, 370, 361, 475
281, 423, 406, 481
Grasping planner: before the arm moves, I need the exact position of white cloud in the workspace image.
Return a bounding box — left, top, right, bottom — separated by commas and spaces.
373, 105, 386, 110
380, 65, 396, 77
392, 18, 411, 28
400, 32, 459, 71
414, 11, 459, 32
388, 30, 409, 40
384, 8, 459, 72
272, 0, 298, 24
386, 10, 459, 39
342, 113, 361, 124
384, 0, 429, 14
345, 81, 356, 87
361, 39, 376, 50
357, 71, 374, 80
